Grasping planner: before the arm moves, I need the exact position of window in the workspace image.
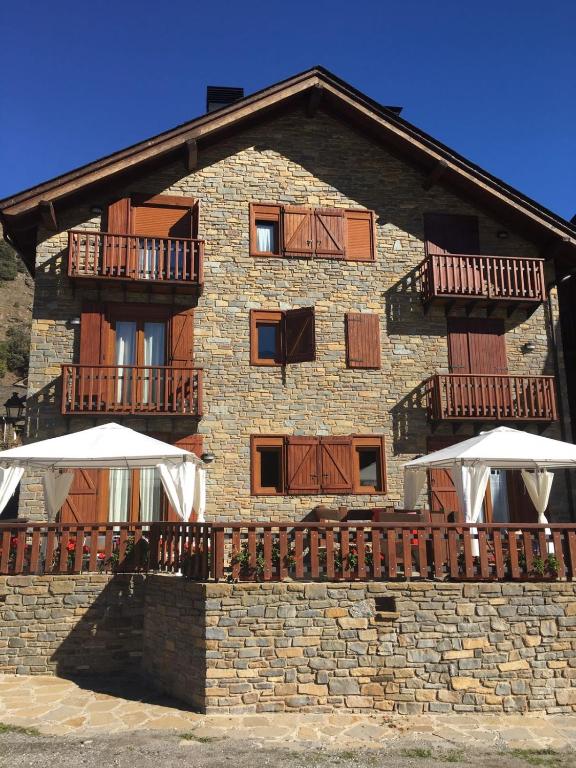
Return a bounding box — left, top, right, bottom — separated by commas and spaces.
250, 308, 315, 366
250, 203, 375, 261
251, 436, 285, 495
351, 436, 386, 494
250, 204, 281, 256
251, 435, 386, 495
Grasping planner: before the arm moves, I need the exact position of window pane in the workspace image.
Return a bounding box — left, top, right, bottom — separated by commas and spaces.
256, 221, 276, 253
257, 323, 278, 360
358, 448, 381, 489
259, 448, 282, 490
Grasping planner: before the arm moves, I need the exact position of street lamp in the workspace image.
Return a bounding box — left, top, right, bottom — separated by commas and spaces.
4, 392, 25, 421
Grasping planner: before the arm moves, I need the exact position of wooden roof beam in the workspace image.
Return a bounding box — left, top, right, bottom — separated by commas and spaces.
422, 159, 449, 191
39, 200, 58, 231
306, 86, 324, 118
185, 138, 198, 171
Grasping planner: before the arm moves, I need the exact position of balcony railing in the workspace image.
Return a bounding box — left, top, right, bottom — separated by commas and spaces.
1, 521, 575, 583
427, 374, 557, 422
420, 253, 546, 304
68, 230, 204, 286
62, 365, 202, 416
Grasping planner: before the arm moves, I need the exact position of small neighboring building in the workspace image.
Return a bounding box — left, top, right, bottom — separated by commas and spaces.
1, 66, 576, 524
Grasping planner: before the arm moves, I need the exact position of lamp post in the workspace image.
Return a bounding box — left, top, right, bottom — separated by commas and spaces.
3, 392, 26, 445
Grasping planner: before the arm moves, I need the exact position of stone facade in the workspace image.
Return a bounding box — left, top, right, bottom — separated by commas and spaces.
2, 574, 575, 715
21, 108, 573, 521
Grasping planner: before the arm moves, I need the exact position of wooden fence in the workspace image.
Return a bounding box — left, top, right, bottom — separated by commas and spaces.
1, 521, 575, 583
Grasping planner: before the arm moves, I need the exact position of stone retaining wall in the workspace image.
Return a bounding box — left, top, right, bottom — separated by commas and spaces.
1, 574, 575, 715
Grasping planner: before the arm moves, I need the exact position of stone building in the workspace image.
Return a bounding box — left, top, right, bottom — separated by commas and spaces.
1, 66, 576, 524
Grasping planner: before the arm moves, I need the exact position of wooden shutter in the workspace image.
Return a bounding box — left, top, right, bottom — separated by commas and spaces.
345, 313, 381, 369
79, 303, 107, 365
506, 470, 538, 524
169, 307, 194, 364
426, 437, 463, 521
282, 206, 314, 257
319, 437, 353, 492
448, 318, 507, 374
424, 213, 479, 255
284, 307, 315, 363
106, 198, 131, 234
345, 210, 374, 261
286, 437, 320, 494
132, 205, 192, 237
314, 208, 345, 258
60, 469, 105, 523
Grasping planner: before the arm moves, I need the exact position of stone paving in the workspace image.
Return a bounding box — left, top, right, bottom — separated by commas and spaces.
1, 675, 576, 751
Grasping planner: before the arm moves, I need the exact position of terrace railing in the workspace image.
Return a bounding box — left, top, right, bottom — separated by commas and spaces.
1, 521, 575, 583
68, 230, 204, 286
420, 253, 546, 304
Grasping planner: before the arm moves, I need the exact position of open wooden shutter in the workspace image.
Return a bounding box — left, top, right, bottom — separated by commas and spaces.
106, 198, 131, 234
345, 313, 381, 369
79, 303, 107, 365
319, 437, 353, 493
60, 469, 105, 523
169, 307, 194, 364
314, 208, 345, 258
424, 213, 479, 255
345, 210, 374, 261
426, 437, 463, 521
284, 307, 315, 363
282, 206, 314, 257
286, 437, 320, 494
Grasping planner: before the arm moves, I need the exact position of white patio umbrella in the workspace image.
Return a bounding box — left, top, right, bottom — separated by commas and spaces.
0, 422, 207, 522
403, 426, 576, 526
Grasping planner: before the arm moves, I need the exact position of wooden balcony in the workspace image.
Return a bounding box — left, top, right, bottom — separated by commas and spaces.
68, 230, 204, 290
426, 374, 558, 422
420, 253, 546, 308
61, 365, 202, 417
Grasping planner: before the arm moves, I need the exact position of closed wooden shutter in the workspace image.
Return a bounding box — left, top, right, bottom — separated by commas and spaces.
319, 437, 353, 492
79, 303, 107, 365
314, 208, 345, 258
284, 307, 315, 363
345, 313, 381, 369
132, 205, 192, 238
282, 207, 314, 257
424, 213, 479, 255
286, 437, 320, 494
60, 469, 105, 523
345, 210, 374, 261
448, 318, 507, 374
169, 307, 194, 364
106, 198, 131, 234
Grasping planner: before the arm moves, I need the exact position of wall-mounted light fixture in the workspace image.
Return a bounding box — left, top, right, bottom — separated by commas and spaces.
201, 451, 216, 464
497, 230, 509, 239
68, 317, 81, 327
522, 341, 536, 353
90, 205, 103, 215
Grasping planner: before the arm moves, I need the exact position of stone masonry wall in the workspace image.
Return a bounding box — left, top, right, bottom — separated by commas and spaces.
1, 574, 575, 715
0, 574, 145, 675
22, 108, 573, 521
199, 581, 576, 715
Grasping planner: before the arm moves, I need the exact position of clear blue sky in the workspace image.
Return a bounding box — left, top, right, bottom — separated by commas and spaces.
1, 0, 574, 220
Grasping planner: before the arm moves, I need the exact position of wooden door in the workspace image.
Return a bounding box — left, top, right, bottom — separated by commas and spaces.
424, 213, 479, 255
506, 470, 538, 524
60, 469, 106, 523
427, 437, 463, 521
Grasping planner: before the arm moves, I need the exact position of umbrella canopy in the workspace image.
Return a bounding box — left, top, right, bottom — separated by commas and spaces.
0, 422, 202, 469
404, 427, 576, 471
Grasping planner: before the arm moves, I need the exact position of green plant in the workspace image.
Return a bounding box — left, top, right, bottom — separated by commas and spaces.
440, 749, 465, 763
4, 323, 30, 374
508, 748, 562, 767
401, 747, 433, 759
546, 554, 560, 576
0, 241, 19, 282
0, 722, 40, 736
532, 555, 546, 577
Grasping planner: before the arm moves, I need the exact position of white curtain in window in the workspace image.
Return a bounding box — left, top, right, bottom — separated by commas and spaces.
143, 322, 165, 404
42, 470, 74, 522
0, 466, 24, 515
256, 223, 274, 253
139, 237, 159, 280
139, 468, 161, 522
115, 321, 136, 403
108, 469, 130, 523
489, 469, 510, 524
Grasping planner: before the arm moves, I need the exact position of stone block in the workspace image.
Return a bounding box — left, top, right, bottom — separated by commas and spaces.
328, 678, 360, 695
